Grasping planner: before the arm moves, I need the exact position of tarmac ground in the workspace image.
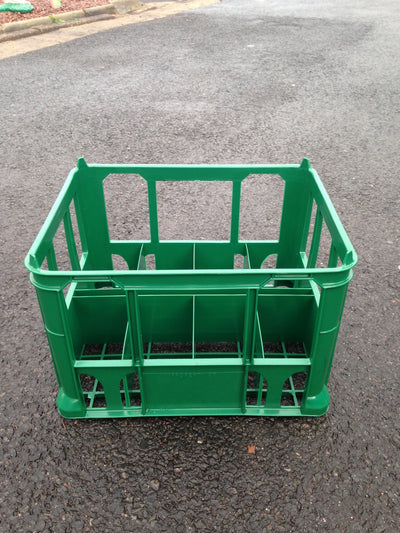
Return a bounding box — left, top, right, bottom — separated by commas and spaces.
0, 0, 399, 531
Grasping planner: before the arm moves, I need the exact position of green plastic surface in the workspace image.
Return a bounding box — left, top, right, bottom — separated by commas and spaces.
25, 159, 357, 418
0, 2, 33, 12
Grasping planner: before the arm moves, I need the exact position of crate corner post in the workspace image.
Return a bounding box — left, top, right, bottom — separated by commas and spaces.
57, 388, 86, 418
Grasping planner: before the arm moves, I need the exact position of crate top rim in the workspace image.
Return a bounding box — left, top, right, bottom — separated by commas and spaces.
73, 157, 313, 180
26, 265, 356, 292
26, 262, 356, 275
25, 158, 358, 282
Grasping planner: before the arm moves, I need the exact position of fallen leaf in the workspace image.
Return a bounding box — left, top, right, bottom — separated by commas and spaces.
248, 445, 255, 454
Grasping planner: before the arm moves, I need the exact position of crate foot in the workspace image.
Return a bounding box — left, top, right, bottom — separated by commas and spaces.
301, 386, 330, 416
57, 389, 86, 418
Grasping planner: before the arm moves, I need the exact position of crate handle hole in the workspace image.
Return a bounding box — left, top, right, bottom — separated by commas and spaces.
79, 374, 105, 408
261, 254, 277, 269
281, 371, 308, 407
234, 254, 246, 269
112, 254, 130, 270
145, 254, 156, 270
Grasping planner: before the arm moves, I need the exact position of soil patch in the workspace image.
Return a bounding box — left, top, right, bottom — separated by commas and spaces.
0, 0, 113, 23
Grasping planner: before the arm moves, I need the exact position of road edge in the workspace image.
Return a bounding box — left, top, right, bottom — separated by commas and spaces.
0, 0, 141, 42
0, 0, 219, 58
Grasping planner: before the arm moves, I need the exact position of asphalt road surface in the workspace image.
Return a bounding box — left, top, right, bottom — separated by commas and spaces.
1, 0, 399, 531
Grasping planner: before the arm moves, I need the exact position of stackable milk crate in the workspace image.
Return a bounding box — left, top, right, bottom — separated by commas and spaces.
25, 158, 357, 418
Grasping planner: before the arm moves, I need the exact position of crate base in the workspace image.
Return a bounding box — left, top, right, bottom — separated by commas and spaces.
58, 401, 329, 419
57, 381, 330, 419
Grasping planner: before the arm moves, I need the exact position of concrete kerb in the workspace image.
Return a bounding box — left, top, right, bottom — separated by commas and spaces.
0, 0, 220, 55
0, 0, 141, 40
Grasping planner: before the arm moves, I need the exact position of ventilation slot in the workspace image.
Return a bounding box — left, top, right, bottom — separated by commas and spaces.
120, 373, 142, 407
281, 372, 308, 408
246, 371, 268, 406
79, 374, 105, 408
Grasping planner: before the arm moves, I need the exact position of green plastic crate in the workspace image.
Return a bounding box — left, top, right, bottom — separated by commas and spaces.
25, 158, 357, 418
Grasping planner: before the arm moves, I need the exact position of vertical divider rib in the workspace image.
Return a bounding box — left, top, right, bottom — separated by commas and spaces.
192, 295, 196, 359
230, 180, 242, 245
288, 375, 295, 405
245, 243, 252, 269
242, 365, 249, 414
243, 289, 259, 364
192, 244, 196, 358
255, 313, 264, 358
46, 243, 57, 270
63, 209, 80, 270
122, 323, 130, 361
147, 179, 159, 244
122, 376, 130, 407
126, 290, 144, 365
257, 375, 264, 406
300, 193, 314, 256
136, 243, 145, 270
328, 243, 338, 267
282, 342, 287, 358
89, 384, 95, 408
138, 366, 146, 415
73, 195, 88, 255
307, 208, 323, 268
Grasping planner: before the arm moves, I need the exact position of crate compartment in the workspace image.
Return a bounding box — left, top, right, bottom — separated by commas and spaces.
194, 294, 246, 343
140, 294, 193, 357
194, 243, 249, 270
67, 291, 129, 359
139, 243, 194, 270
26, 158, 356, 418
139, 293, 246, 359
254, 291, 317, 358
